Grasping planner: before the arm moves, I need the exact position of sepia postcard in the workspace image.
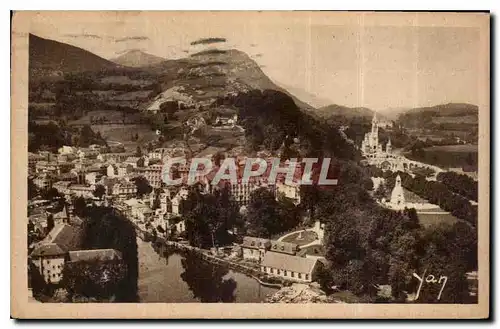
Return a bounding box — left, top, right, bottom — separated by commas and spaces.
11, 11, 490, 319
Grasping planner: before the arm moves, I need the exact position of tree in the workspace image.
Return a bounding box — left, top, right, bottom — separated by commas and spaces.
42, 187, 62, 201
373, 182, 387, 200
246, 188, 281, 238
135, 146, 142, 157
131, 176, 153, 198
28, 178, 38, 200
181, 186, 239, 248
63, 259, 127, 301
93, 184, 106, 200
277, 195, 301, 232
72, 196, 87, 217
316, 264, 334, 294
81, 206, 139, 302
46, 214, 55, 233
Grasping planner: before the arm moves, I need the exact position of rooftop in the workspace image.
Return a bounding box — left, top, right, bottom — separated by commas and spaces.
30, 243, 66, 257
68, 249, 122, 263
269, 241, 300, 255
241, 236, 271, 250
261, 252, 318, 274
42, 223, 83, 251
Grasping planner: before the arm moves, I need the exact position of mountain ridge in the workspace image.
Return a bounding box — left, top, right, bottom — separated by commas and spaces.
110, 50, 165, 68
29, 33, 117, 79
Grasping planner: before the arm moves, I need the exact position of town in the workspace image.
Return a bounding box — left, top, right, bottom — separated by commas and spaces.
22, 18, 481, 306
27, 111, 478, 304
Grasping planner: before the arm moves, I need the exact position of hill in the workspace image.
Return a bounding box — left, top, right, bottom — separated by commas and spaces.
397, 103, 478, 129
29, 34, 117, 79
316, 104, 376, 119
110, 50, 165, 68
143, 48, 315, 111
29, 39, 351, 157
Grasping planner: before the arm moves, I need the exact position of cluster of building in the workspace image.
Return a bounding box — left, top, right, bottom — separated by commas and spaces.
234, 233, 325, 283
29, 143, 303, 246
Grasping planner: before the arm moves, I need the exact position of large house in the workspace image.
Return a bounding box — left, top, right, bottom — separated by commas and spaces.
260, 252, 321, 283
269, 240, 300, 256
124, 156, 148, 168
31, 225, 122, 285
122, 198, 154, 222
68, 184, 95, 198
241, 237, 271, 261
111, 181, 137, 199
240, 237, 299, 261
30, 223, 83, 284
97, 152, 135, 163
107, 164, 133, 178
33, 173, 55, 190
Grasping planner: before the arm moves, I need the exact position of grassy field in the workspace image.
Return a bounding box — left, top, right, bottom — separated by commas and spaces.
92, 124, 159, 146
403, 188, 428, 203
423, 144, 478, 152
281, 231, 318, 246
417, 212, 459, 229
297, 244, 325, 257
405, 144, 478, 169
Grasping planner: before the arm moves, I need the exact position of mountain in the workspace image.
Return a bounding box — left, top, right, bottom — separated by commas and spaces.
316, 104, 376, 119
274, 82, 331, 108
377, 107, 411, 120
110, 50, 165, 68
29, 34, 117, 79
143, 48, 315, 111
397, 103, 478, 129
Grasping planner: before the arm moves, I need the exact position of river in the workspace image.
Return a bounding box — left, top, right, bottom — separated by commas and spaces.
137, 238, 278, 302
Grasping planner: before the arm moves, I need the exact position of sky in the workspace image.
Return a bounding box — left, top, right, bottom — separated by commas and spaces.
26, 12, 482, 111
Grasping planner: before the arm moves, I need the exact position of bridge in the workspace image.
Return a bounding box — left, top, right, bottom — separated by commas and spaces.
365, 152, 444, 178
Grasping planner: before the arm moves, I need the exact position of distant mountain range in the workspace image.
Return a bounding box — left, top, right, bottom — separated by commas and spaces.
28, 34, 314, 111
29, 34, 117, 79
396, 103, 478, 128
110, 50, 165, 68
27, 34, 478, 129
316, 104, 377, 119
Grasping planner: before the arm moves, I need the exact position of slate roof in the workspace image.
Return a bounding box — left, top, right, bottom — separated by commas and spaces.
241, 236, 271, 250
30, 223, 83, 258
269, 241, 300, 255
68, 249, 122, 262
30, 243, 66, 257
261, 252, 318, 274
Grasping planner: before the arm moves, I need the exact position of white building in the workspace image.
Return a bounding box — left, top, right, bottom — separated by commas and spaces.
30, 223, 83, 284
171, 187, 189, 216
58, 146, 76, 155
276, 181, 301, 205
260, 252, 321, 283
387, 175, 406, 210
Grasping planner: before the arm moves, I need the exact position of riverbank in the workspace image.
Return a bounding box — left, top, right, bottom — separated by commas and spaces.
137, 238, 278, 302
149, 235, 284, 289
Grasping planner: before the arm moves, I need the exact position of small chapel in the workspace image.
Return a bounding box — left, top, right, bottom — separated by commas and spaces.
387, 174, 406, 210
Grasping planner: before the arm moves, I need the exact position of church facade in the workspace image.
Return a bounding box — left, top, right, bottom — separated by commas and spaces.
361, 114, 392, 158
